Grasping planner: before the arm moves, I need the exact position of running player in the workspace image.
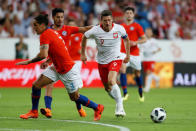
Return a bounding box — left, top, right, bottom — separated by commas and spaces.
17, 14, 104, 121
120, 7, 147, 102
140, 28, 161, 92
81, 10, 130, 117
40, 8, 91, 118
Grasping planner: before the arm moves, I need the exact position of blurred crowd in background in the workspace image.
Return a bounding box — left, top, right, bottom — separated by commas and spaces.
0, 0, 196, 39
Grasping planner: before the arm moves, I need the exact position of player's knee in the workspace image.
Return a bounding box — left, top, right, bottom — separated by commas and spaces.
32, 82, 41, 89
105, 87, 111, 92
108, 79, 116, 87
69, 93, 79, 101
135, 70, 141, 77
120, 67, 126, 73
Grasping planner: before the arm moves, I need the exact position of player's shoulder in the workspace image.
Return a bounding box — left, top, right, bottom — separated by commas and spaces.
93, 24, 101, 29
132, 21, 143, 28
87, 24, 100, 33
113, 23, 125, 30
41, 28, 52, 36
120, 23, 126, 27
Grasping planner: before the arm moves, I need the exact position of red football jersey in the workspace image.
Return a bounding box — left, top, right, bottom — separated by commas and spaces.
121, 22, 144, 56
55, 25, 79, 48
68, 33, 83, 61
40, 29, 75, 74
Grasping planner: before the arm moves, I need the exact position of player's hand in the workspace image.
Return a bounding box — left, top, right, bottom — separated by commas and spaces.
123, 56, 130, 63
81, 54, 87, 64
130, 41, 137, 46
15, 60, 30, 65
40, 62, 49, 69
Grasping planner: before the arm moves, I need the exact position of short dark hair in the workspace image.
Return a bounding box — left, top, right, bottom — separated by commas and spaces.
52, 8, 64, 17
101, 10, 112, 19
34, 14, 48, 25
67, 19, 75, 23
124, 7, 135, 13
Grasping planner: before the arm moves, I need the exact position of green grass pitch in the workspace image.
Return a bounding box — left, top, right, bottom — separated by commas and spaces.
0, 87, 196, 131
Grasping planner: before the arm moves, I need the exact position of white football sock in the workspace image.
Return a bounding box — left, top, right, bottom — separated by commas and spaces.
108, 84, 122, 104
151, 73, 160, 87
145, 74, 153, 92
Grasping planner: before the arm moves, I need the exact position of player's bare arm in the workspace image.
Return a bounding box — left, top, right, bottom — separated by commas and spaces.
78, 26, 93, 33
16, 44, 49, 65
81, 35, 87, 64
136, 35, 147, 45
123, 37, 130, 63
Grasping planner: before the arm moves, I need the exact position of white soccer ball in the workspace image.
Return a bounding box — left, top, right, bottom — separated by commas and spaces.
150, 107, 166, 123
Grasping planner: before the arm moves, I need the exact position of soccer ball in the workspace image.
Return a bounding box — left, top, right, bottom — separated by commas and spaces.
150, 107, 166, 123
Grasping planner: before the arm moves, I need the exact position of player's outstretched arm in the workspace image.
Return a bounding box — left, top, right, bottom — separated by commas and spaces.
137, 35, 147, 45
81, 35, 87, 64
16, 44, 49, 65
78, 25, 93, 33
123, 37, 130, 63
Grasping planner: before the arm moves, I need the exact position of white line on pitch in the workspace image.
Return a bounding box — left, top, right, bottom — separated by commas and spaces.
0, 128, 39, 131
0, 117, 130, 131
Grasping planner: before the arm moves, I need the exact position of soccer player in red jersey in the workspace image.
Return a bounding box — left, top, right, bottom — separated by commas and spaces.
40, 8, 91, 118
67, 19, 83, 72
120, 7, 147, 102
16, 14, 104, 121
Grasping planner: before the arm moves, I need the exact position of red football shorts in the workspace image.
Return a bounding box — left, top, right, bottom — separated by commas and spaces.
98, 60, 122, 84
143, 61, 155, 72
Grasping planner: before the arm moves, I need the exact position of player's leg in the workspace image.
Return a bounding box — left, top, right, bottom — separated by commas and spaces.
99, 60, 125, 117
144, 70, 153, 92
134, 69, 144, 102
20, 75, 55, 119
20, 66, 58, 119
69, 90, 103, 121
108, 70, 126, 117
59, 64, 104, 121
73, 60, 84, 116
119, 63, 129, 100
45, 83, 53, 109
129, 55, 144, 102
40, 83, 53, 118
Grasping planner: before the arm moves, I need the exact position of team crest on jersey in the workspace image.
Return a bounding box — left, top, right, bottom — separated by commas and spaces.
75, 37, 79, 41
113, 32, 118, 39
130, 26, 134, 30
62, 31, 67, 36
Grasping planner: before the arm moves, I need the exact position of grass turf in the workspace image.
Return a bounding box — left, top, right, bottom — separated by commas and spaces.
0, 87, 196, 131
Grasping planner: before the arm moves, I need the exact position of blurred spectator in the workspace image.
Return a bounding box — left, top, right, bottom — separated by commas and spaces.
13, 15, 27, 37
0, 0, 195, 39
0, 24, 9, 37
94, 0, 108, 15
79, 0, 94, 15
15, 35, 29, 59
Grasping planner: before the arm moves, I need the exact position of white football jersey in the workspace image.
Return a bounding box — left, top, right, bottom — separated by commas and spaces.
85, 23, 127, 64
139, 38, 160, 61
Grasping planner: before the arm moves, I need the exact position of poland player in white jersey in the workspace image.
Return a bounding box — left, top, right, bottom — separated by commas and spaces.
85, 23, 127, 64
140, 28, 161, 92
81, 10, 130, 117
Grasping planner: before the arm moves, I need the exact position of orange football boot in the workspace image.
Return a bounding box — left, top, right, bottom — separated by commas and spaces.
40, 108, 52, 118
20, 110, 38, 119
78, 107, 87, 117
94, 104, 104, 121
